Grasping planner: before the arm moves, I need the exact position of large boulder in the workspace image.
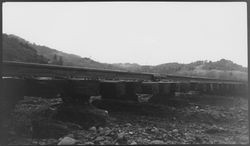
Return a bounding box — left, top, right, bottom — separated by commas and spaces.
58, 136, 78, 145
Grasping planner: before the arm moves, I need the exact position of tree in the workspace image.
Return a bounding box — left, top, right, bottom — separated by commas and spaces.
53, 54, 57, 62
52, 54, 60, 65
58, 56, 63, 65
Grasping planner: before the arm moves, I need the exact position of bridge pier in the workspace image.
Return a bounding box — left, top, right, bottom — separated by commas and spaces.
25, 79, 66, 98
2, 78, 27, 111
100, 81, 141, 101
207, 83, 214, 94
190, 82, 199, 91
2, 77, 247, 108
229, 84, 235, 96
196, 82, 206, 94
140, 82, 160, 102
207, 83, 215, 95
100, 81, 126, 100
175, 82, 190, 93
142, 82, 179, 102
222, 83, 229, 96
141, 82, 160, 95
158, 82, 172, 96
224, 83, 231, 96
238, 83, 248, 97
217, 83, 223, 95
235, 84, 243, 96
124, 81, 142, 101
61, 79, 100, 104
232, 83, 239, 96
212, 83, 219, 95
3, 78, 102, 105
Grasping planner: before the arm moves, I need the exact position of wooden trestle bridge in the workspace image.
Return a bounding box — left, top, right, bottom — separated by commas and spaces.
1, 61, 248, 107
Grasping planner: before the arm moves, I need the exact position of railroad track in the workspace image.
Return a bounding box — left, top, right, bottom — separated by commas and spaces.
2, 61, 154, 81
2, 61, 247, 84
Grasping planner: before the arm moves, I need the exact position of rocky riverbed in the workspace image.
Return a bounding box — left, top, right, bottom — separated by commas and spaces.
7, 95, 249, 145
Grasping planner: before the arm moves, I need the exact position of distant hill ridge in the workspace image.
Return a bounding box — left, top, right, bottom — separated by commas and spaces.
2, 33, 248, 81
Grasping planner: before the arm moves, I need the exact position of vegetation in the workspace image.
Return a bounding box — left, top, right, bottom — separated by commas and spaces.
3, 34, 48, 64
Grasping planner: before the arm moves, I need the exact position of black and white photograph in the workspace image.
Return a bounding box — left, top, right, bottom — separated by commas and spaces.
1, 1, 248, 145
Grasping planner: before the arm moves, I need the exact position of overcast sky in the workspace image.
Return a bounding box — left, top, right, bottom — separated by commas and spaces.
3, 2, 248, 67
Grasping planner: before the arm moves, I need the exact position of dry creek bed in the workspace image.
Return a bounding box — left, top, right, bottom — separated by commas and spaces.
7, 94, 249, 145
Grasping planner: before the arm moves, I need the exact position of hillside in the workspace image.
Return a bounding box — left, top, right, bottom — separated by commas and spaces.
31, 44, 116, 69
3, 34, 117, 69
2, 34, 48, 64
114, 60, 248, 81
2, 33, 248, 81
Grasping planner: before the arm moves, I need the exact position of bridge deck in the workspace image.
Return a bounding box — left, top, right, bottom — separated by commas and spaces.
2, 61, 247, 84
2, 61, 154, 81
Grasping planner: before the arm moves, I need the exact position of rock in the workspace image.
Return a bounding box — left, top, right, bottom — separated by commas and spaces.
172, 129, 178, 133
131, 141, 137, 145
57, 137, 78, 145
137, 137, 150, 144
99, 141, 105, 145
104, 127, 110, 130
47, 139, 58, 145
163, 134, 167, 138
117, 132, 128, 144
125, 123, 132, 127
89, 126, 97, 132
104, 129, 112, 136
239, 119, 245, 122
150, 140, 165, 144
147, 135, 152, 139
194, 136, 203, 143
89, 95, 102, 103
84, 142, 94, 145
205, 126, 226, 134
95, 136, 105, 141
151, 127, 159, 133
117, 132, 126, 140
65, 134, 74, 138
220, 113, 226, 118
159, 128, 167, 132
98, 127, 104, 133
224, 137, 230, 141
239, 135, 249, 143
38, 141, 47, 145
129, 131, 133, 135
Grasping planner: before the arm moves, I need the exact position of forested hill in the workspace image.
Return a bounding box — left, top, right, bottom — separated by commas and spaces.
3, 34, 115, 69
2, 33, 248, 81
3, 34, 48, 64
113, 60, 248, 81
